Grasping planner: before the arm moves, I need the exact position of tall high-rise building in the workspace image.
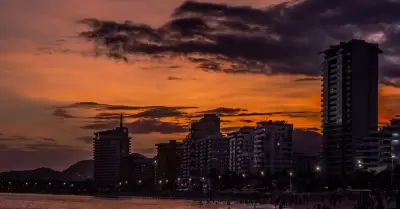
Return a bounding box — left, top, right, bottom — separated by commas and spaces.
180, 114, 221, 184
321, 39, 382, 177
197, 134, 229, 177
93, 114, 131, 187
253, 120, 293, 175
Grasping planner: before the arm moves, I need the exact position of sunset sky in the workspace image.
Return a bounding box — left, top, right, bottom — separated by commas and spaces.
1, 0, 400, 172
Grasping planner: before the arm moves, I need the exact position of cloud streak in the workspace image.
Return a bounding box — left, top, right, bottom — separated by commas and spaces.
81, 118, 187, 134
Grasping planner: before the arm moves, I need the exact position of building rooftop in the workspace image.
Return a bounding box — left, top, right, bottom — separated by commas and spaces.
319, 39, 383, 55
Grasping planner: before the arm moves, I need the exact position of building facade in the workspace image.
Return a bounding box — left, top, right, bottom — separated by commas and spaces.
180, 114, 221, 185
198, 134, 229, 178
321, 39, 382, 177
253, 120, 293, 175
120, 153, 154, 186
155, 140, 183, 185
382, 116, 400, 166
292, 152, 318, 174
228, 127, 255, 175
93, 114, 131, 186
356, 131, 391, 169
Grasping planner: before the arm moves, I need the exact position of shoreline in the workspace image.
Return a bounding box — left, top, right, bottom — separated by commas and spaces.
1, 192, 397, 209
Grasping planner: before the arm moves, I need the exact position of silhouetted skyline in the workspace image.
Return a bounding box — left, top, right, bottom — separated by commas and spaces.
1, 0, 400, 172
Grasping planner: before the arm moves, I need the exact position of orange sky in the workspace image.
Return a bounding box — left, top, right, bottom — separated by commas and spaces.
0, 0, 399, 171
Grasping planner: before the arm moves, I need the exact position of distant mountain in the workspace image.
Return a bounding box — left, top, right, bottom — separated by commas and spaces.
62, 160, 93, 181
0, 160, 93, 181
0, 167, 61, 181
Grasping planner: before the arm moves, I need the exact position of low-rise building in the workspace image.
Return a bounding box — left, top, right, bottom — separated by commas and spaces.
228, 127, 255, 175
253, 120, 293, 175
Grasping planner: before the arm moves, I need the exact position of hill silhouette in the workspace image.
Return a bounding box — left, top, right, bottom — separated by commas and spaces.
0, 160, 93, 181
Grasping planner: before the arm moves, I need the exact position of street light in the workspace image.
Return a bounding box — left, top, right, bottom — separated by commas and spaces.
357, 160, 363, 169
391, 154, 397, 186
260, 171, 265, 176
289, 172, 293, 192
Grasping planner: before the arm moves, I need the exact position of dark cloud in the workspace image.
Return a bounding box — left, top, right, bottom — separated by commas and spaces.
167, 76, 183, 80
198, 107, 248, 115
22, 143, 81, 151
91, 106, 192, 120
92, 112, 122, 120
68, 102, 107, 109
380, 77, 400, 88
224, 111, 320, 119
76, 136, 93, 144
239, 119, 254, 123
78, 0, 400, 78
64, 102, 197, 111
81, 119, 187, 134
52, 108, 75, 119
0, 135, 33, 142
128, 107, 188, 118
220, 120, 232, 123
294, 77, 321, 82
